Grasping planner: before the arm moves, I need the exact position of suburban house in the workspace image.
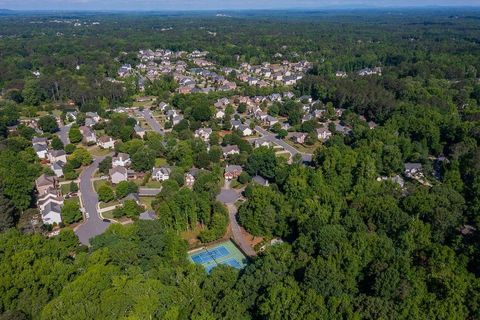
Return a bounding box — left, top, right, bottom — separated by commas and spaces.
134, 125, 146, 139
41, 202, 63, 225
152, 167, 171, 181
215, 109, 226, 119
80, 126, 97, 143
336, 71, 348, 78
222, 145, 240, 158
50, 161, 65, 177
404, 163, 423, 179
97, 136, 115, 149
194, 128, 213, 142
316, 127, 332, 141
37, 188, 64, 211
86, 111, 101, 122
172, 115, 184, 125
66, 111, 78, 122
224, 165, 243, 180
35, 174, 58, 195
288, 132, 307, 144
368, 121, 377, 130
252, 175, 269, 187
184, 168, 200, 188
230, 119, 242, 130
47, 150, 67, 164
238, 125, 253, 137
158, 102, 168, 111
254, 137, 272, 149
139, 210, 158, 221
265, 115, 279, 127
33, 144, 48, 159
32, 136, 48, 146
109, 166, 128, 184
112, 153, 131, 167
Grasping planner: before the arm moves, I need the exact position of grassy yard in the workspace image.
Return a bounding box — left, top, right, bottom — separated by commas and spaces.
145, 180, 162, 188
139, 197, 154, 210
93, 179, 109, 192
87, 146, 113, 157
276, 152, 291, 161
155, 158, 167, 167
285, 140, 319, 154
99, 200, 120, 209
102, 209, 116, 220
64, 196, 80, 206
60, 182, 78, 195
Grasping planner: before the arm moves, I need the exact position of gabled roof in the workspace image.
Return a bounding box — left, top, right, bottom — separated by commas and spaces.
36, 174, 56, 187
109, 166, 128, 176
225, 165, 243, 173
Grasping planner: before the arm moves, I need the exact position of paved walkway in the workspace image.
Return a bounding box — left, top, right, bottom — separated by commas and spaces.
74, 156, 111, 246
217, 181, 256, 257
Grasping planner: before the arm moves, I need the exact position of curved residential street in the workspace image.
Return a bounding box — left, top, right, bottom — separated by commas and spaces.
254, 125, 312, 163
142, 109, 164, 135
75, 156, 111, 246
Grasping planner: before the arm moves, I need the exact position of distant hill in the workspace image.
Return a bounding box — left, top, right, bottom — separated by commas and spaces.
0, 9, 15, 15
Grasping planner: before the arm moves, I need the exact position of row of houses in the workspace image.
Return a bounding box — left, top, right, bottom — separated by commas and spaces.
35, 174, 64, 225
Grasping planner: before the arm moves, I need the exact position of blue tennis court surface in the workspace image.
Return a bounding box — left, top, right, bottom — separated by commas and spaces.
220, 258, 241, 269
189, 240, 247, 273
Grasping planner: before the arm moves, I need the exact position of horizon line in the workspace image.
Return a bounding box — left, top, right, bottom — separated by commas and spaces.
2, 5, 480, 13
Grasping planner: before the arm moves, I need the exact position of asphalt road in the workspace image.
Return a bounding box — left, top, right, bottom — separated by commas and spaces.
74, 156, 111, 246
254, 126, 312, 163
141, 109, 164, 134
57, 123, 72, 146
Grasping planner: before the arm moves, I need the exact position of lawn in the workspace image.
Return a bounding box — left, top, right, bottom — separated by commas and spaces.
93, 179, 109, 192
87, 146, 113, 157
60, 182, 78, 195
145, 180, 162, 188
139, 197, 154, 210
64, 196, 80, 206
102, 209, 116, 220
276, 152, 291, 161
155, 158, 167, 167
99, 200, 120, 209
285, 140, 319, 154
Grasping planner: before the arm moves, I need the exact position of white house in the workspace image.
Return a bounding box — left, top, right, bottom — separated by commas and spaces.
33, 144, 48, 159
194, 128, 213, 142
112, 153, 131, 167
152, 167, 171, 181
85, 112, 101, 122
109, 166, 128, 184
41, 202, 62, 225
254, 137, 272, 149
48, 150, 67, 164
50, 161, 65, 177
97, 136, 115, 149
222, 145, 240, 158
215, 109, 226, 119
238, 125, 253, 137
316, 127, 332, 141
80, 126, 97, 143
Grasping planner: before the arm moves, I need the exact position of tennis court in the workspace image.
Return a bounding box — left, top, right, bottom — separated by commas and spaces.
189, 240, 247, 273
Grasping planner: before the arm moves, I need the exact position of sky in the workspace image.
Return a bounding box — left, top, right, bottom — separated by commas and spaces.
0, 0, 479, 11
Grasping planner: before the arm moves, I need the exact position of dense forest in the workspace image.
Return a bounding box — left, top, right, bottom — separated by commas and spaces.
1, 8, 480, 320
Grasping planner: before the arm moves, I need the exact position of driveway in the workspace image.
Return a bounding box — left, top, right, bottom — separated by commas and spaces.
57, 123, 72, 146
254, 125, 312, 163
74, 156, 111, 246
141, 109, 164, 135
